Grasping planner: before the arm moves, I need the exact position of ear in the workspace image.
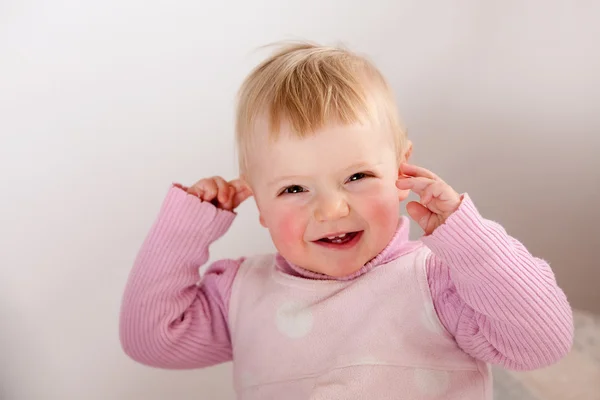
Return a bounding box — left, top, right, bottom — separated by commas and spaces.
396, 140, 413, 201
238, 173, 251, 190
396, 140, 414, 177
245, 175, 266, 227
239, 176, 254, 197
403, 140, 413, 163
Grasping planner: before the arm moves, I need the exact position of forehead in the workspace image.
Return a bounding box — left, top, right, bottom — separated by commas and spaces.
246, 121, 396, 183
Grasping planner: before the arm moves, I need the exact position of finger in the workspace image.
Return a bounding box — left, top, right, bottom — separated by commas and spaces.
221, 185, 235, 211
201, 180, 218, 202
230, 179, 253, 208
396, 177, 436, 195
406, 201, 436, 234
186, 185, 202, 197
400, 163, 440, 181
212, 176, 231, 204
420, 180, 447, 207
229, 178, 250, 193
233, 187, 252, 209
187, 179, 210, 198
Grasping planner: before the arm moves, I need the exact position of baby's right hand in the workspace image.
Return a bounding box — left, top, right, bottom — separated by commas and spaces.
186, 177, 252, 212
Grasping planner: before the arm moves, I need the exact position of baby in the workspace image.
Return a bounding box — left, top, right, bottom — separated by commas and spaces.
120, 42, 574, 399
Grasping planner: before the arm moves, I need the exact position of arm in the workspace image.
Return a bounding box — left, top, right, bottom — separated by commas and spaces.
119, 186, 242, 369
424, 194, 574, 370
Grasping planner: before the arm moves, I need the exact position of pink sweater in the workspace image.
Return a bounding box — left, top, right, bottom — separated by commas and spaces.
119, 186, 573, 373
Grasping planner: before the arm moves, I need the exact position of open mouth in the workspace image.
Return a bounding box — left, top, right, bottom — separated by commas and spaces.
314, 231, 363, 248
318, 232, 358, 244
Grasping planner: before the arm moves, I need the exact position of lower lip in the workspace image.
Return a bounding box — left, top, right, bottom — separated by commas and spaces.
313, 231, 363, 250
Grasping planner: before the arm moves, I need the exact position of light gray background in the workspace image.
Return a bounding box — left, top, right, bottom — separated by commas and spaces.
1, 1, 598, 398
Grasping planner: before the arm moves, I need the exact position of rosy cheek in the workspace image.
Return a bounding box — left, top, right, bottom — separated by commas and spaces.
359, 186, 400, 226
272, 207, 306, 244
381, 204, 400, 229
370, 198, 398, 225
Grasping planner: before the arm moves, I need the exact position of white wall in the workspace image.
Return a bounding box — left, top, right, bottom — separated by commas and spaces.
1, 1, 599, 399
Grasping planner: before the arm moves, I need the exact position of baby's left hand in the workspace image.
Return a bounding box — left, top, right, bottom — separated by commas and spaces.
395, 163, 461, 235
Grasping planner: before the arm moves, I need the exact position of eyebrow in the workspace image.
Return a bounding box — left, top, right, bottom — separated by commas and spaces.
343, 161, 382, 173
267, 161, 382, 187
267, 175, 304, 187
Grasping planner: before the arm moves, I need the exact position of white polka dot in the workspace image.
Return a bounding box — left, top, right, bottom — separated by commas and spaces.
413, 368, 450, 396
421, 303, 444, 334
275, 300, 313, 338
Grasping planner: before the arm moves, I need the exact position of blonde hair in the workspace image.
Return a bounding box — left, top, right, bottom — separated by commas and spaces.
235, 41, 407, 174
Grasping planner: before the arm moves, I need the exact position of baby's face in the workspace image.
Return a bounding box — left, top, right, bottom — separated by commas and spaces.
247, 121, 410, 277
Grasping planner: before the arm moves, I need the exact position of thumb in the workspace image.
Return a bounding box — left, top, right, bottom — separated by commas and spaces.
406, 201, 432, 232
233, 188, 252, 209
230, 179, 253, 209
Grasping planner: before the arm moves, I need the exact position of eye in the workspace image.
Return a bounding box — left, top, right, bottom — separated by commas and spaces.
347, 172, 370, 182
280, 185, 306, 195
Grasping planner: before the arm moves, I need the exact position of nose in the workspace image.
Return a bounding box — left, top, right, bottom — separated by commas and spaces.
313, 192, 350, 222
